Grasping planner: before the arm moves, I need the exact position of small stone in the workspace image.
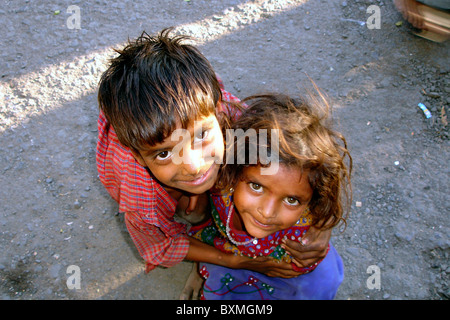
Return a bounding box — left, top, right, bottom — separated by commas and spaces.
73, 200, 81, 209
49, 264, 61, 278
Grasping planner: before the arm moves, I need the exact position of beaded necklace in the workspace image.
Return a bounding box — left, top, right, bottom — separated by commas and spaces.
225, 205, 259, 247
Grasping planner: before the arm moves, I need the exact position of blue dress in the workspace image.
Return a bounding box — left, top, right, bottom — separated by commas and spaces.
199, 244, 343, 300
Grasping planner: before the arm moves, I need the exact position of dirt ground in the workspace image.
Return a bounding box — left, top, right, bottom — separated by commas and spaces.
0, 0, 448, 300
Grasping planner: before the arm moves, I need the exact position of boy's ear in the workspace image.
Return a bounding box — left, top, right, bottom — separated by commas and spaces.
130, 149, 147, 167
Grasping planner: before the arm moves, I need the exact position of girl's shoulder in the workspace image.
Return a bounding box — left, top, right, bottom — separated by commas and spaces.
210, 189, 233, 211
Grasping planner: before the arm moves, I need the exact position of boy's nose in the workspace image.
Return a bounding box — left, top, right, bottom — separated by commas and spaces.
182, 148, 205, 176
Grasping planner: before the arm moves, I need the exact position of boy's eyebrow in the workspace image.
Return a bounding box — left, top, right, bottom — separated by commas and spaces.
194, 117, 216, 129
141, 140, 178, 157
141, 117, 217, 157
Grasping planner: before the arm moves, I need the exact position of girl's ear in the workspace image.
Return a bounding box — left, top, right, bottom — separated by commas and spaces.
130, 149, 147, 167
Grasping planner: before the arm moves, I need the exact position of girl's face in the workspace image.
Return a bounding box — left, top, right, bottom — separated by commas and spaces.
233, 164, 313, 239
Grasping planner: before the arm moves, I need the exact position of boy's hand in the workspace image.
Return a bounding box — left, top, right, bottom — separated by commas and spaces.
237, 256, 303, 278
180, 262, 203, 300
187, 237, 303, 279
175, 193, 209, 225
185, 194, 200, 215
281, 225, 331, 268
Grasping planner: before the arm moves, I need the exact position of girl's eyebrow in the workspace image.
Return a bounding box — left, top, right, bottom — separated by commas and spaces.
244, 170, 311, 201
287, 193, 310, 202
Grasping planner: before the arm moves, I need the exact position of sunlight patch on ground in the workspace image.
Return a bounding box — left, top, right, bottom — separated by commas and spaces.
0, 0, 308, 133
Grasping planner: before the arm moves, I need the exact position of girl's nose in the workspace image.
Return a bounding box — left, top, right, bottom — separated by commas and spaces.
257, 197, 277, 220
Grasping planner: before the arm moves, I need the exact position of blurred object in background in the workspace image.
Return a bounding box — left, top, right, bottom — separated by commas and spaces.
394, 0, 450, 42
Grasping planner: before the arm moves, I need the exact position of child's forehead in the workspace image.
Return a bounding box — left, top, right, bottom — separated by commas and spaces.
139, 113, 219, 152
244, 163, 303, 177
172, 113, 219, 134
242, 163, 310, 187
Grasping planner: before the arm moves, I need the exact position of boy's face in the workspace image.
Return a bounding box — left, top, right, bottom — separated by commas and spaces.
233, 164, 313, 239
131, 114, 224, 195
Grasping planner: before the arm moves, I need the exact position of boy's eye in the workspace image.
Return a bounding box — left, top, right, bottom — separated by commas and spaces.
249, 182, 263, 192
284, 197, 300, 206
155, 150, 172, 161
194, 129, 209, 142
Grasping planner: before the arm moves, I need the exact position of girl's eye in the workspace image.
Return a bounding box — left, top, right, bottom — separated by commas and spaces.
249, 182, 263, 192
156, 150, 172, 161
284, 197, 300, 206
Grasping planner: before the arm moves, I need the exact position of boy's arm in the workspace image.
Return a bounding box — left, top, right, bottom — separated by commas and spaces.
186, 237, 303, 278
125, 208, 304, 278
182, 193, 304, 278
281, 222, 332, 268
124, 212, 190, 272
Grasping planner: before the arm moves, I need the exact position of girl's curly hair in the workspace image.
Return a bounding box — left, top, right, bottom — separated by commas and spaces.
217, 89, 352, 230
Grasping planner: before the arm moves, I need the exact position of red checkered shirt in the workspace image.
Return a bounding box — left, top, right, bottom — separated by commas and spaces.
96, 86, 240, 272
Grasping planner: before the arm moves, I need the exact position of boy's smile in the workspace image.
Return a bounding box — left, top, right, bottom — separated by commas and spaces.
131, 114, 224, 195
232, 164, 313, 239
176, 161, 217, 186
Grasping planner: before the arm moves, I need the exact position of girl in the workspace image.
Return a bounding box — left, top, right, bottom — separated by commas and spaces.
188, 92, 352, 299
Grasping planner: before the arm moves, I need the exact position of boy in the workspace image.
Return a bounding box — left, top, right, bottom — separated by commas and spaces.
96, 28, 330, 286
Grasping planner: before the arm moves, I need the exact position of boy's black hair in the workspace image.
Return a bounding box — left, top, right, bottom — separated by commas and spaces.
98, 28, 222, 151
